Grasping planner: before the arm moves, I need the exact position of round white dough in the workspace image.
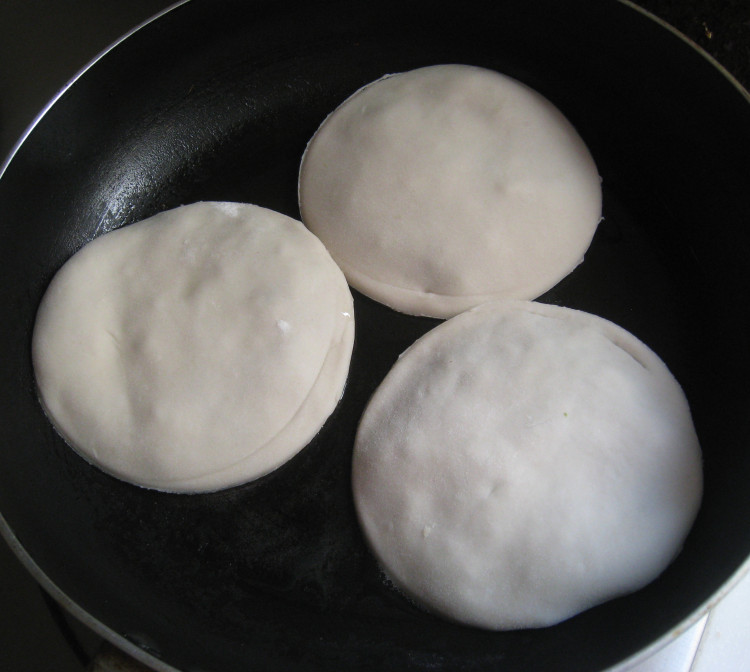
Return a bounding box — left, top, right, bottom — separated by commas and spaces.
33, 202, 354, 493
352, 300, 702, 629
299, 64, 602, 318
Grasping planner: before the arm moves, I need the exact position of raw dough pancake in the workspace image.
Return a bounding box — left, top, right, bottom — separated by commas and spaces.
352, 300, 702, 629
33, 202, 354, 493
299, 64, 602, 318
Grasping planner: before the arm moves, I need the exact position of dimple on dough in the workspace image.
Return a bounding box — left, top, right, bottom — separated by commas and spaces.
32, 202, 354, 493
299, 64, 602, 318
352, 300, 702, 629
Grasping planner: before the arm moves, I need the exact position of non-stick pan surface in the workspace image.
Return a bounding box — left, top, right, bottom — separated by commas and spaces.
1, 1, 750, 670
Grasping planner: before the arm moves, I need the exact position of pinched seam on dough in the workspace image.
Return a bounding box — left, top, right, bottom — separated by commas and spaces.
603, 332, 650, 371
34, 335, 338, 490
333, 254, 550, 304
150, 310, 353, 490
519, 300, 654, 373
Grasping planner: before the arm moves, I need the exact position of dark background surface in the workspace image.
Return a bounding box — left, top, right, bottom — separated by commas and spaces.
0, 0, 747, 670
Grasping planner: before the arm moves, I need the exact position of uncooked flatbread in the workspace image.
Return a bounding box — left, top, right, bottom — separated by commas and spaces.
33, 202, 354, 493
299, 64, 602, 318
352, 300, 702, 629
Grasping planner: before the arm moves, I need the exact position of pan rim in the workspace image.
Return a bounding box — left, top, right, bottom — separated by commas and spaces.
0, 511, 179, 671
620, 0, 750, 104
1, 0, 748, 670
0, 0, 191, 181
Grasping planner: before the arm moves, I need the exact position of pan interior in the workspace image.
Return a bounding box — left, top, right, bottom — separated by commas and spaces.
1, 1, 749, 671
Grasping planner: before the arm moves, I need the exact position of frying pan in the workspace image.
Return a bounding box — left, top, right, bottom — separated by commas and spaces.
1, 0, 749, 670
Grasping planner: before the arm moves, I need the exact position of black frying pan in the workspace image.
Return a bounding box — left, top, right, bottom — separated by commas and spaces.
2, 1, 750, 670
